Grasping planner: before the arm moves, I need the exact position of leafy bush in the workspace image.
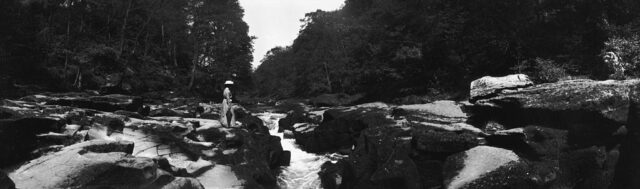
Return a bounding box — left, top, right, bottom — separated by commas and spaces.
603, 35, 640, 76
512, 58, 567, 83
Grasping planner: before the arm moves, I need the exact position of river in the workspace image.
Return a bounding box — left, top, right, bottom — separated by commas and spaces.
254, 111, 345, 189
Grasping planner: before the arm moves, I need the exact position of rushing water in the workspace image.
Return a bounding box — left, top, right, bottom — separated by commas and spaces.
255, 112, 345, 189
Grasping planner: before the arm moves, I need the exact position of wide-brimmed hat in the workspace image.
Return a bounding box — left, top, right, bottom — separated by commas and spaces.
224, 80, 234, 85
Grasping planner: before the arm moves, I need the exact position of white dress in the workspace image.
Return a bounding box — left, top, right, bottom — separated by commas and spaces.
220, 87, 235, 127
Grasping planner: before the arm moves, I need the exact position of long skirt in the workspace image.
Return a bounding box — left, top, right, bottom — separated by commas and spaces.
220, 99, 235, 127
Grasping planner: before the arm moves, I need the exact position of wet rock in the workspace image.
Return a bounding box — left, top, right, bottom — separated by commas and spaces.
278, 109, 315, 132
239, 114, 270, 134
469, 74, 533, 102
283, 129, 294, 138
294, 107, 387, 153
319, 161, 347, 189
443, 146, 533, 189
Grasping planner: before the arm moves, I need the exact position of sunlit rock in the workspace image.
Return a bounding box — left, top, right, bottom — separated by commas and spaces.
470, 74, 533, 102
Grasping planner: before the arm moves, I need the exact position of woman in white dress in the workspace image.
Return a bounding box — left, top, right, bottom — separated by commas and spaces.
220, 80, 236, 127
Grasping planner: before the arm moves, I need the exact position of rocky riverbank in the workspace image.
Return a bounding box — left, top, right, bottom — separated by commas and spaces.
0, 92, 290, 189
274, 75, 640, 189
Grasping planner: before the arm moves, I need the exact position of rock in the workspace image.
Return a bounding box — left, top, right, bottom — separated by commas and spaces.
469, 74, 533, 102
196, 165, 247, 189
469, 79, 638, 152
9, 140, 203, 189
92, 113, 126, 132
443, 146, 532, 189
186, 158, 214, 176
239, 115, 270, 134
294, 106, 385, 153
154, 157, 189, 177
0, 171, 15, 189
316, 101, 485, 189
467, 78, 640, 188
283, 129, 294, 139
310, 93, 364, 107
21, 93, 143, 112
274, 99, 308, 113
472, 79, 640, 124
143, 171, 204, 189
0, 117, 64, 167
114, 110, 144, 119
278, 109, 315, 132
127, 112, 286, 188
150, 108, 184, 117
412, 125, 482, 153
319, 161, 346, 189
396, 101, 474, 132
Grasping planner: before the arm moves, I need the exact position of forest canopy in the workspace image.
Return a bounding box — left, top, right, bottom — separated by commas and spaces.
0, 0, 254, 99
253, 0, 640, 101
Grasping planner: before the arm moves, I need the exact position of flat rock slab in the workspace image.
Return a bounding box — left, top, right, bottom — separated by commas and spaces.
470, 74, 533, 101
20, 93, 143, 112
9, 140, 138, 188
473, 79, 640, 123
444, 146, 522, 189
196, 165, 245, 189
398, 100, 467, 118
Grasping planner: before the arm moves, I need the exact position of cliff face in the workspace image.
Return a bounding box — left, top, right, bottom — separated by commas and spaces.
301, 77, 640, 189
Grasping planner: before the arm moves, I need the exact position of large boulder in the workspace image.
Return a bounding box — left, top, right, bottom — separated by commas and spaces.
294, 106, 390, 153
127, 113, 289, 188
469, 78, 640, 188
9, 140, 203, 189
443, 146, 533, 189
471, 79, 640, 124
469, 74, 533, 102
317, 101, 485, 189
278, 109, 316, 133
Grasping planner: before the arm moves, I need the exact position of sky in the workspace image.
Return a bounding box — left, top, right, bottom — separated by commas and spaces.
239, 0, 345, 68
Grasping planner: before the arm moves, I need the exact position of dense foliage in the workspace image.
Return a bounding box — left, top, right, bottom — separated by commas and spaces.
254, 0, 640, 100
0, 0, 253, 98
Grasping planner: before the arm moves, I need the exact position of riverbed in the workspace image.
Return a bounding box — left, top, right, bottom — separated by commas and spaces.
255, 112, 345, 189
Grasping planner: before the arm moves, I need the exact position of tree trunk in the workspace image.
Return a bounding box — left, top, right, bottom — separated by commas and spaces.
173, 44, 178, 67
118, 0, 133, 59
188, 61, 197, 89
322, 61, 333, 93
63, 18, 70, 80
73, 67, 82, 89
188, 42, 198, 89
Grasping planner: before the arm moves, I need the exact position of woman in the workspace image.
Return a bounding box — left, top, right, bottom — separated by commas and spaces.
220, 80, 236, 127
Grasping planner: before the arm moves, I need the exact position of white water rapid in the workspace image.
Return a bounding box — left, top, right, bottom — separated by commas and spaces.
255, 112, 345, 189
